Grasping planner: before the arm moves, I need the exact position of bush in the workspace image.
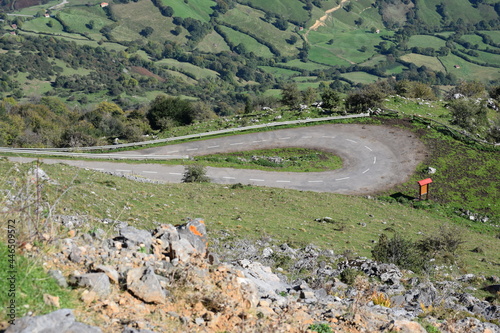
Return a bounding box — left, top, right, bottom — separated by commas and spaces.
182, 164, 210, 183
372, 234, 427, 272
339, 268, 363, 285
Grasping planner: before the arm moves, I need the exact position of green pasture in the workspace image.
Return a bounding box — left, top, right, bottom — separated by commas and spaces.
162, 70, 197, 85
308, 46, 353, 66
244, 0, 308, 23
407, 35, 447, 49
416, 0, 494, 26
439, 53, 500, 82
308, 29, 390, 64
156, 58, 219, 80
258, 66, 301, 78
21, 17, 64, 34
15, 72, 53, 96
110, 0, 180, 43
399, 53, 446, 72
196, 31, 231, 53
296, 81, 332, 89
221, 4, 299, 58
481, 30, 500, 44
282, 59, 331, 71
459, 34, 491, 50
340, 71, 380, 84
463, 49, 500, 67
161, 0, 215, 22
219, 25, 273, 58
293, 76, 317, 82
58, 8, 112, 39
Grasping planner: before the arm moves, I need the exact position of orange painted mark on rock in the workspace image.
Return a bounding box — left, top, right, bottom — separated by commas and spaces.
199, 220, 205, 224
189, 225, 203, 236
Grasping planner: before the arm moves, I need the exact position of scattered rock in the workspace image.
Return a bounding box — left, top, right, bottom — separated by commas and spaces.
5, 309, 102, 333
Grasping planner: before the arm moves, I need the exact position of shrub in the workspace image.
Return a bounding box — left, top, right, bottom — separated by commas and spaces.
339, 268, 362, 285
371, 291, 391, 307
181, 164, 210, 183
372, 234, 427, 272
308, 323, 333, 333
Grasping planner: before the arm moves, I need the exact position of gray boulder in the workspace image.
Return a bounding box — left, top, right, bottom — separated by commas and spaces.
176, 218, 208, 255
5, 309, 102, 333
72, 273, 111, 297
118, 226, 153, 250
126, 267, 166, 304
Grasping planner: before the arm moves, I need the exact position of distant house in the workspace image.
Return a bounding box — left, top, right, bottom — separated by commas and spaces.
375, 29, 380, 34
11, 24, 17, 29
454, 65, 461, 69
44, 13, 50, 18
100, 2, 109, 7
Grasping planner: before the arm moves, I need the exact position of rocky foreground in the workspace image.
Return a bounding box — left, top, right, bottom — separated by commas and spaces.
3, 217, 499, 333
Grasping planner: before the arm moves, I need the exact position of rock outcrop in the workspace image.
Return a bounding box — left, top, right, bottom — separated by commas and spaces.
4, 218, 499, 333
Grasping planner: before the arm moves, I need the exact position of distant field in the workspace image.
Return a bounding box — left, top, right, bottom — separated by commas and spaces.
439, 53, 500, 82
259, 66, 301, 78
400, 53, 446, 72
283, 59, 331, 71
111, 1, 181, 43
219, 25, 273, 57
308, 29, 391, 65
156, 59, 219, 80
161, 0, 214, 22
407, 35, 446, 49
308, 46, 354, 66
482, 30, 500, 44
341, 71, 381, 84
243, 0, 308, 23
417, 0, 494, 26
22, 17, 64, 34
196, 31, 231, 53
221, 4, 299, 58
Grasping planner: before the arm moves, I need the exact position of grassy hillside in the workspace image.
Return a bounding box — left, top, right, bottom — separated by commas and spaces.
2, 0, 500, 106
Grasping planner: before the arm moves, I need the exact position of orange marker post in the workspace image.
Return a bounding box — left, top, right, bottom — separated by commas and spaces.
417, 178, 432, 200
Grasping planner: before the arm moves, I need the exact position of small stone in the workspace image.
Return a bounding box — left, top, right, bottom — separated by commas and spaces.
43, 294, 60, 308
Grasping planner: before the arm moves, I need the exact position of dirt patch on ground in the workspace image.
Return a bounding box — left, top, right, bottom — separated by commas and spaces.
130, 66, 166, 82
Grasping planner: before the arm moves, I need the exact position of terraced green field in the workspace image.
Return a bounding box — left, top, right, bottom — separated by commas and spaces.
219, 25, 273, 57
161, 0, 215, 22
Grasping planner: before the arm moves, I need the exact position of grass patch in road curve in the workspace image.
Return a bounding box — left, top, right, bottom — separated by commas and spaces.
189, 148, 343, 172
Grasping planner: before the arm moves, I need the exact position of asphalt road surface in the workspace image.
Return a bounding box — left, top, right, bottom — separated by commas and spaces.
7, 124, 427, 195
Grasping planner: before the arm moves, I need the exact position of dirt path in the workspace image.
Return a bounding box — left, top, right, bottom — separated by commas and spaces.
304, 0, 350, 41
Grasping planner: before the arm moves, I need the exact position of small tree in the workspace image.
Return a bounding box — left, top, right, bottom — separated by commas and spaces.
448, 99, 488, 133
280, 83, 301, 109
182, 164, 210, 183
321, 88, 341, 111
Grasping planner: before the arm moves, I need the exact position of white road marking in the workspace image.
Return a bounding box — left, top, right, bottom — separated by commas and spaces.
308, 180, 323, 183
336, 177, 350, 181
252, 140, 263, 143
169, 172, 182, 175
142, 171, 158, 174
223, 176, 235, 179
186, 148, 198, 151
322, 135, 336, 138
276, 180, 291, 183
364, 145, 372, 151
362, 169, 370, 174
230, 142, 244, 146
207, 145, 220, 148
302, 136, 312, 139
346, 139, 357, 143
167, 150, 179, 154
249, 179, 265, 182
373, 156, 377, 164
116, 169, 131, 172
279, 137, 291, 140
93, 168, 104, 171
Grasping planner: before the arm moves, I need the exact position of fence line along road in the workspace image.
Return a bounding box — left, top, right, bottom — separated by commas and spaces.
0, 113, 370, 157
